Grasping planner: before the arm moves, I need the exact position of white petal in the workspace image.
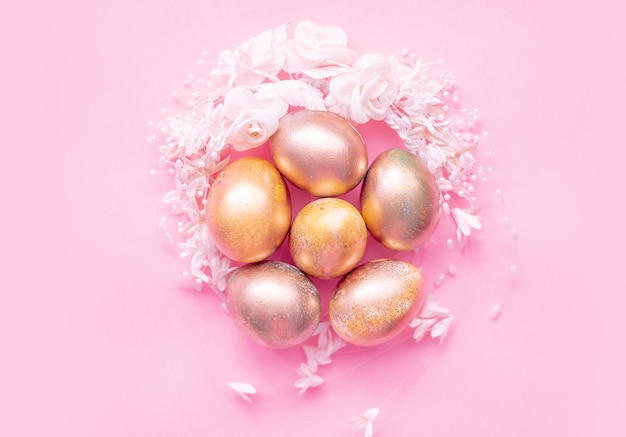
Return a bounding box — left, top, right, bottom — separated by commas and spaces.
364, 421, 374, 437
452, 208, 482, 237
294, 366, 324, 395
329, 72, 358, 105
350, 86, 370, 124
227, 382, 256, 402
430, 317, 453, 343
300, 66, 350, 79
274, 80, 326, 111
296, 362, 311, 377
426, 144, 447, 166
420, 296, 451, 318
412, 318, 436, 342
256, 84, 289, 118
205, 103, 225, 130
314, 321, 331, 350
223, 88, 258, 119
239, 24, 287, 79
326, 335, 347, 355
351, 418, 366, 432
363, 407, 379, 421
350, 408, 379, 436
422, 116, 437, 134
302, 345, 322, 371
162, 190, 179, 204
268, 24, 288, 74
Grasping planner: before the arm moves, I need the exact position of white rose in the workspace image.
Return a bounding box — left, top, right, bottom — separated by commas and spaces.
325, 55, 399, 124
284, 21, 357, 76
223, 85, 288, 151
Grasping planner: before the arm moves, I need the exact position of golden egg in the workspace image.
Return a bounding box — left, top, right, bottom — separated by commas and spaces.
361, 148, 441, 251
226, 261, 321, 348
270, 110, 368, 197
205, 157, 291, 263
289, 198, 367, 279
329, 259, 423, 346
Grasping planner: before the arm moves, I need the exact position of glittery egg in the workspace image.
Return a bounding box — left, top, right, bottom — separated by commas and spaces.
225, 261, 321, 348
206, 157, 291, 263
289, 198, 367, 279
329, 259, 423, 346
270, 110, 368, 197
360, 148, 441, 251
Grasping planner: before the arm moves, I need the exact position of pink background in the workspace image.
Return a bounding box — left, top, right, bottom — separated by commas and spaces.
3, 0, 626, 436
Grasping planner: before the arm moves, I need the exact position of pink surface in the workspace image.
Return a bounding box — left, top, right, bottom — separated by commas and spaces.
3, 0, 626, 436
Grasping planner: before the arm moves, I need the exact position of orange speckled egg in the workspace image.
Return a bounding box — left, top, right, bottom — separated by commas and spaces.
289, 198, 367, 279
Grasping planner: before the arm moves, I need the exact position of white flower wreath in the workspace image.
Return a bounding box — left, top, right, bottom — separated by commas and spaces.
154, 21, 495, 405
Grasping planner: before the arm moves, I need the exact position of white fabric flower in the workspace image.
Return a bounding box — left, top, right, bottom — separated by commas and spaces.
285, 21, 357, 78
223, 85, 288, 151
326, 54, 399, 124
212, 25, 288, 87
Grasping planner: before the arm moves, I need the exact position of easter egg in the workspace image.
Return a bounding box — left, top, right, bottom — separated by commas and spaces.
361, 148, 441, 250
289, 198, 367, 279
206, 157, 291, 263
226, 261, 321, 348
270, 110, 368, 197
329, 259, 424, 346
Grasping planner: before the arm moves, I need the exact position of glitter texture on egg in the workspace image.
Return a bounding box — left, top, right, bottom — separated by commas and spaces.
329, 259, 424, 346
289, 198, 368, 279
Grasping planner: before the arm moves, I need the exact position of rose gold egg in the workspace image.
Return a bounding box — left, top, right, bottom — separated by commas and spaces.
329, 259, 423, 346
226, 261, 321, 348
361, 148, 441, 251
206, 157, 291, 263
289, 198, 367, 279
270, 110, 368, 197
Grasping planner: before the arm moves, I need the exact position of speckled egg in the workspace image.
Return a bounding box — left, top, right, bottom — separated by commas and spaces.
329, 259, 424, 346
289, 198, 368, 279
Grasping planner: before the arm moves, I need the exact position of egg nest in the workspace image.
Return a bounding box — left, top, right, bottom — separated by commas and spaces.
152, 21, 493, 390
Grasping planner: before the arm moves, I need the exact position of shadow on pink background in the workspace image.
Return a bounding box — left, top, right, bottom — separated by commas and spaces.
2, 0, 625, 436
